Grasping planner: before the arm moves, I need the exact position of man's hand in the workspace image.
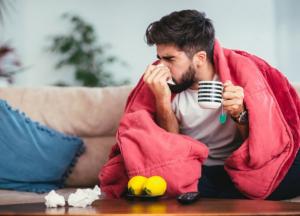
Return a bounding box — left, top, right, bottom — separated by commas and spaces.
143, 64, 179, 133
143, 64, 172, 104
222, 80, 245, 118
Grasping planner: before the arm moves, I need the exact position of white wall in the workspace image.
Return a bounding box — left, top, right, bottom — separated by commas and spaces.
1, 0, 298, 86
275, 0, 300, 82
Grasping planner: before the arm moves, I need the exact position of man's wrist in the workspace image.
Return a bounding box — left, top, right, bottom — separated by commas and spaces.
155, 97, 179, 133
231, 109, 248, 125
156, 99, 172, 112
156, 101, 172, 112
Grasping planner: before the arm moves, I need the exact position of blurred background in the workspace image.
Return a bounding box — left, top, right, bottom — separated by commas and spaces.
0, 0, 299, 87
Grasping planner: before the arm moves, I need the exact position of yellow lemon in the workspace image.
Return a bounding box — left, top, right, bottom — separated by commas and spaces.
128, 176, 148, 196
143, 176, 167, 196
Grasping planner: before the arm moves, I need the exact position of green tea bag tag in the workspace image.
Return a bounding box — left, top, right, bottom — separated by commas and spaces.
219, 104, 227, 124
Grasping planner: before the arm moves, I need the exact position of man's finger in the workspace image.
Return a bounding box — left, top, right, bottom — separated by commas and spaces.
224, 85, 243, 93
146, 67, 166, 84
144, 65, 164, 82
223, 80, 232, 87
143, 65, 156, 81
155, 71, 171, 85
223, 91, 244, 100
223, 98, 243, 107
223, 105, 241, 115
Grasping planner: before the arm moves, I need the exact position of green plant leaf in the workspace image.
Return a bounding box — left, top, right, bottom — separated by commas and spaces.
47, 13, 130, 87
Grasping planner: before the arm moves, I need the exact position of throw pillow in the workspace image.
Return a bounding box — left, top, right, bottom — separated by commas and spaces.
0, 99, 85, 193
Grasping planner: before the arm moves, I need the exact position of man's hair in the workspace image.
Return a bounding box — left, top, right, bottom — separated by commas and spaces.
145, 10, 215, 63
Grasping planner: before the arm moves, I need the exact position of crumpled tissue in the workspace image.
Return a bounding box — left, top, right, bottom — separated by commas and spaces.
45, 190, 65, 208
68, 185, 101, 208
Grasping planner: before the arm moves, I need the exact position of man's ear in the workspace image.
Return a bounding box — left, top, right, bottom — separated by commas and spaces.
192, 51, 207, 68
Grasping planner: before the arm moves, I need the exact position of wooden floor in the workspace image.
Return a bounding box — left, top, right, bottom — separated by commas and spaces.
0, 197, 300, 215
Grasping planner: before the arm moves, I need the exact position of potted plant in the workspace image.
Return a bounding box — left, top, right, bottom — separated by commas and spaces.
47, 13, 129, 87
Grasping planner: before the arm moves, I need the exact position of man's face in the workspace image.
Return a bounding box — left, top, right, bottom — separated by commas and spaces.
156, 44, 197, 93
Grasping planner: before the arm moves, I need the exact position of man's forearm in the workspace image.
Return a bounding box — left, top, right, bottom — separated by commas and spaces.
155, 100, 179, 133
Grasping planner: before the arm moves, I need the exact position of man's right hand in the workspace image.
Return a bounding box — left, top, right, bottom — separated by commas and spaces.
143, 64, 179, 133
143, 64, 172, 105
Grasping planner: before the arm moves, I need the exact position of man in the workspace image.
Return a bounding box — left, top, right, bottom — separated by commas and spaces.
142, 10, 299, 200
99, 10, 299, 200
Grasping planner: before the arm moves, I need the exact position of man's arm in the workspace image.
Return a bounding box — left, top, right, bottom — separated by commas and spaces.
143, 63, 179, 133
155, 99, 179, 133
223, 80, 249, 141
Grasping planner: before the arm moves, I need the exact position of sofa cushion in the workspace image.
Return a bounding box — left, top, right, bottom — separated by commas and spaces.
0, 99, 84, 193
65, 136, 116, 187
0, 85, 132, 137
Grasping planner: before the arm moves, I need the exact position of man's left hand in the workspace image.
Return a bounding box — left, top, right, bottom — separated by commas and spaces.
222, 80, 245, 118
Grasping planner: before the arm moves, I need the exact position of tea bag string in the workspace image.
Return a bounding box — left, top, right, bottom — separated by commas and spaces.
219, 89, 227, 124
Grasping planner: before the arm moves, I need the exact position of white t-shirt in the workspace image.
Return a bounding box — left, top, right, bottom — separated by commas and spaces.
171, 81, 241, 166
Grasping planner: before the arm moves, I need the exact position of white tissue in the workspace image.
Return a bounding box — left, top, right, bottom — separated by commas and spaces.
45, 190, 65, 208
68, 185, 101, 208
167, 79, 176, 85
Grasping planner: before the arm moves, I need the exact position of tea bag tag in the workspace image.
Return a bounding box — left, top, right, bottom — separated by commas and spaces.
219, 105, 227, 124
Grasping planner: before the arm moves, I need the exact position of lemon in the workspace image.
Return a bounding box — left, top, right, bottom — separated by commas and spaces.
128, 176, 148, 196
143, 176, 167, 196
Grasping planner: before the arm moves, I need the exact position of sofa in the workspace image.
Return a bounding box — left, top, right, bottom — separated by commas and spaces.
0, 84, 299, 205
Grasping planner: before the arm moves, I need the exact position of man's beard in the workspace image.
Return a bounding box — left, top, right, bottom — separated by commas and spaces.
168, 65, 196, 93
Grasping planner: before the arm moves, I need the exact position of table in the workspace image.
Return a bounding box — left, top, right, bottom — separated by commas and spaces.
0, 197, 300, 215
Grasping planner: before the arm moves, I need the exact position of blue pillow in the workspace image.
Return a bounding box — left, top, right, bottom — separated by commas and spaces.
0, 99, 85, 193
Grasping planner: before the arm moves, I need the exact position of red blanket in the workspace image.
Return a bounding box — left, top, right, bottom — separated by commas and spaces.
99, 40, 300, 199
